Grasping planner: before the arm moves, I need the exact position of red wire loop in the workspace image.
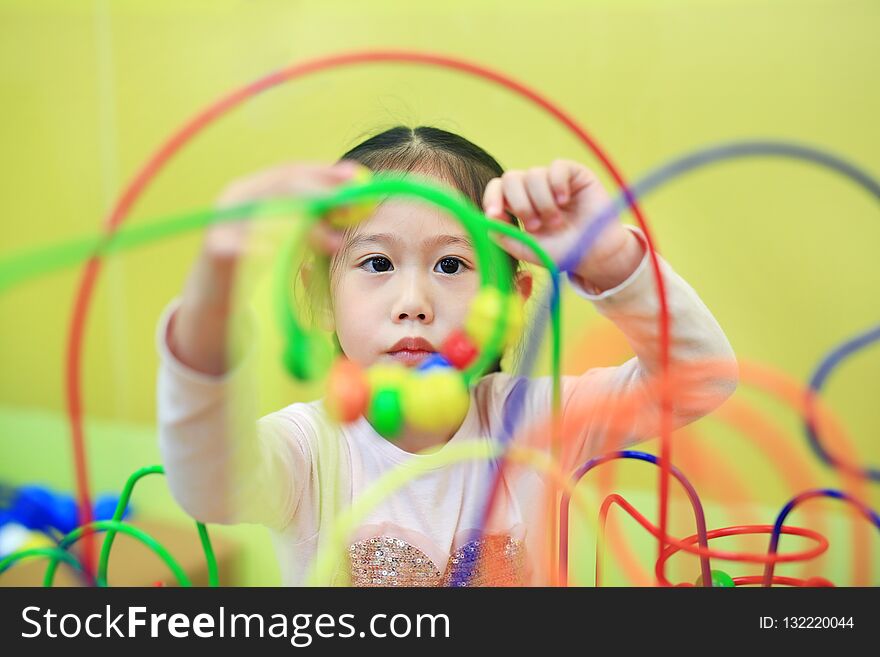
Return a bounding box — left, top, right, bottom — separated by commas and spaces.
64, 50, 670, 579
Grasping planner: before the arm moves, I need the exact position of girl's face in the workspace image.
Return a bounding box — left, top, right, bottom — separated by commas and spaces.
329, 198, 481, 368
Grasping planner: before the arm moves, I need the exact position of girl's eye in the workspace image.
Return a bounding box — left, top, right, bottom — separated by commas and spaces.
435, 257, 468, 275
360, 256, 393, 273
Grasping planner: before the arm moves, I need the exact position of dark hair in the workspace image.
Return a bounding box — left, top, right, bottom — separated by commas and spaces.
341, 126, 509, 221
305, 126, 523, 374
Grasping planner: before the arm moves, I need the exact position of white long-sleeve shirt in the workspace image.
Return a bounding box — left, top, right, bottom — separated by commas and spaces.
156, 230, 737, 586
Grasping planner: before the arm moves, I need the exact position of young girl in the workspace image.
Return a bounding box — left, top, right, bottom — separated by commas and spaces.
156, 126, 737, 586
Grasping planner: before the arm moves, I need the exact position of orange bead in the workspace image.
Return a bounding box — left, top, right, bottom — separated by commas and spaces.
325, 359, 369, 423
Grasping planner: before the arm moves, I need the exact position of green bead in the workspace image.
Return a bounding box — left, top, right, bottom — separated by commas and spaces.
283, 336, 332, 381
368, 388, 404, 439
283, 337, 311, 381
695, 569, 736, 588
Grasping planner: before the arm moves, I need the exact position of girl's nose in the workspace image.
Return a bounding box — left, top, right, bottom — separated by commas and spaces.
391, 272, 434, 324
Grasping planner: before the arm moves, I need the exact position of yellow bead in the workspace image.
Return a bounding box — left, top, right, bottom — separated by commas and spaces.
401, 375, 444, 431
465, 289, 524, 349
464, 288, 506, 347
432, 370, 470, 427
326, 166, 376, 228
367, 362, 410, 392
351, 165, 372, 185
402, 370, 469, 431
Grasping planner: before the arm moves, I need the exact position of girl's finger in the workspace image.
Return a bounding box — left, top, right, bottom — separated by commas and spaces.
307, 220, 345, 255
274, 162, 360, 196
218, 162, 358, 208
524, 168, 561, 225
331, 159, 361, 178
488, 226, 540, 266
482, 177, 505, 219
501, 172, 540, 229
549, 159, 573, 205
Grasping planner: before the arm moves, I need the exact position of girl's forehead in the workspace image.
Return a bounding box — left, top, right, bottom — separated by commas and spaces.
351, 199, 472, 243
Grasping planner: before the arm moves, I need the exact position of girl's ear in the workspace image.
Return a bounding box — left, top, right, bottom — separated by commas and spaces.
514, 268, 533, 303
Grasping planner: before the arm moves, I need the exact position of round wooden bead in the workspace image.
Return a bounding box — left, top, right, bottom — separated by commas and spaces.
401, 374, 445, 431
325, 359, 369, 423
694, 569, 736, 588
403, 369, 469, 431
283, 335, 332, 381
464, 288, 506, 347
440, 329, 478, 370
416, 353, 452, 371
367, 363, 410, 391
326, 166, 375, 228
368, 387, 404, 439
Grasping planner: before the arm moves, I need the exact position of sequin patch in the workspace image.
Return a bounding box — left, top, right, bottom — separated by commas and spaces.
348, 534, 524, 587
441, 535, 525, 586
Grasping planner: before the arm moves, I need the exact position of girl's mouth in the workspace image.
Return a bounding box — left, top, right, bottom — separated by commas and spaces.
387, 349, 433, 366
386, 336, 437, 366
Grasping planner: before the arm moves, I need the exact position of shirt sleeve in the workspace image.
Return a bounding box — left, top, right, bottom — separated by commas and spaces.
155, 298, 313, 531
504, 226, 738, 474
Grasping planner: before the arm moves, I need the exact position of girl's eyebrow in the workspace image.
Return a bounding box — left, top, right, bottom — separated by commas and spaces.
345, 233, 398, 252
346, 232, 474, 252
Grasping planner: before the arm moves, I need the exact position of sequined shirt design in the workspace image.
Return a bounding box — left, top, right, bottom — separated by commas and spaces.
349, 534, 526, 586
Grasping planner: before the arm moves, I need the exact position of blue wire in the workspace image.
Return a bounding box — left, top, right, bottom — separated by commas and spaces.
804, 326, 880, 480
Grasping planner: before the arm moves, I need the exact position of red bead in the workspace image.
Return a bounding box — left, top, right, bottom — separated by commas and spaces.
440, 330, 479, 370
325, 359, 369, 423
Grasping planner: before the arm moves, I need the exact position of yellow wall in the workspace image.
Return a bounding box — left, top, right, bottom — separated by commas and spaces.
1, 0, 878, 585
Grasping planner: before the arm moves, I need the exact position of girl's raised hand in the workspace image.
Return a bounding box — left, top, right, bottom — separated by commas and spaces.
172, 161, 358, 376
482, 160, 644, 292
206, 161, 359, 266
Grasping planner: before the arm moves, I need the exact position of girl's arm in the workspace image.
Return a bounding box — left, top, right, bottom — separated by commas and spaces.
156, 162, 356, 529
554, 227, 737, 470
157, 297, 313, 531
483, 161, 737, 471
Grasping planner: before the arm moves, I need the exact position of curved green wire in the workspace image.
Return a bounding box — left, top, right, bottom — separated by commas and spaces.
293, 174, 514, 383
486, 220, 562, 431
0, 174, 565, 587
1, 466, 218, 587
0, 200, 267, 294
0, 547, 84, 579
197, 522, 219, 586
0, 176, 558, 393
44, 520, 191, 587
97, 464, 218, 587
